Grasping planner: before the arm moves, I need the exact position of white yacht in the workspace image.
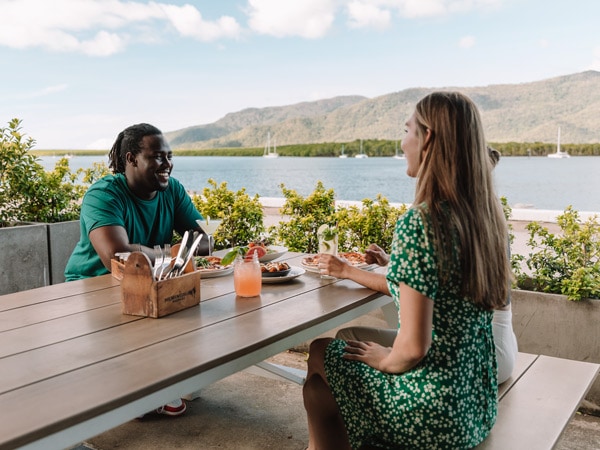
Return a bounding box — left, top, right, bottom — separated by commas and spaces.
339, 144, 347, 158
355, 140, 368, 158
393, 141, 405, 159
547, 127, 570, 159
263, 132, 278, 158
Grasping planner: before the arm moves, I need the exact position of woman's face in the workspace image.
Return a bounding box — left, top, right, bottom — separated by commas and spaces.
401, 112, 422, 178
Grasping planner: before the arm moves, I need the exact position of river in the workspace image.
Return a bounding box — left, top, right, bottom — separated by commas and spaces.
39, 155, 600, 212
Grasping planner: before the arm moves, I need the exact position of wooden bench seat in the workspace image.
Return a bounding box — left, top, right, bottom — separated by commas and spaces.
328, 352, 598, 450
477, 352, 599, 449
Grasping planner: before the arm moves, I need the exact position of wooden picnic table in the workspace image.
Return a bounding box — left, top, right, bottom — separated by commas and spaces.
2, 249, 598, 450
0, 252, 391, 450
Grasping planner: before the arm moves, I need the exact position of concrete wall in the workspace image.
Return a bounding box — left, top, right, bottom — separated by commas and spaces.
512, 290, 600, 405
0, 220, 80, 295
47, 221, 80, 285
0, 223, 49, 295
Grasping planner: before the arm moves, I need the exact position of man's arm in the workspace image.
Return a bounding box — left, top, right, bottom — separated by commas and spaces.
89, 225, 151, 270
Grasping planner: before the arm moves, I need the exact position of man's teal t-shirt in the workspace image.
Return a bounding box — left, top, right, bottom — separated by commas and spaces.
65, 174, 203, 281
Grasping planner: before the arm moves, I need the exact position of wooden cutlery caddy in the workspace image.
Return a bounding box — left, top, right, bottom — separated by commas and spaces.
111, 244, 200, 318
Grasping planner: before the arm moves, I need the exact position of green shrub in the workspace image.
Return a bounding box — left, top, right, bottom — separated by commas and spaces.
1, 119, 106, 225
268, 181, 337, 253
517, 206, 600, 301
335, 195, 407, 252
191, 178, 265, 249
269, 182, 407, 254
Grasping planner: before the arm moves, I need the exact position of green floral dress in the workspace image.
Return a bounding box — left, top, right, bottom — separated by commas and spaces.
324, 207, 497, 449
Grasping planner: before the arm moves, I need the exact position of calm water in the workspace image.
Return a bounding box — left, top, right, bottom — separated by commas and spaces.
39, 155, 600, 212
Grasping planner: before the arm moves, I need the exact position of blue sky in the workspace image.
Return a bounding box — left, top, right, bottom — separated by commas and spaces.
1, 0, 599, 150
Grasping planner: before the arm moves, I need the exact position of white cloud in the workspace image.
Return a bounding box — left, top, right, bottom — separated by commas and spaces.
246, 0, 337, 38
347, 1, 391, 29
0, 0, 241, 56
0, 0, 507, 52
344, 0, 503, 21
160, 4, 241, 41
459, 35, 476, 48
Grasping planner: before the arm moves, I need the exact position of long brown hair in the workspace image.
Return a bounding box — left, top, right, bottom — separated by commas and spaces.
413, 91, 509, 310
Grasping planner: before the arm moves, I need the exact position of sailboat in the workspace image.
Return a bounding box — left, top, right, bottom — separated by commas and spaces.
263, 132, 278, 158
339, 144, 348, 158
355, 139, 368, 158
393, 141, 405, 159
547, 127, 570, 159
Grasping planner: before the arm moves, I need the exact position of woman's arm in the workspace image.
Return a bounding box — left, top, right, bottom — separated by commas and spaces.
343, 282, 433, 373
318, 253, 391, 295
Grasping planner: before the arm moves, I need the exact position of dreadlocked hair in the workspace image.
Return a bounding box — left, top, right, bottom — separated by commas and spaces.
108, 123, 162, 174
412, 91, 510, 311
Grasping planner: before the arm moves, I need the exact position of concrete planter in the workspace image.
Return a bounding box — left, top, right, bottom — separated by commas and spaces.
512, 289, 600, 406
0, 220, 81, 295
47, 220, 80, 285
0, 222, 49, 295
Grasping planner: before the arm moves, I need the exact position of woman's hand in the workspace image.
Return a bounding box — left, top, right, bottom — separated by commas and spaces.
318, 252, 391, 295
364, 244, 389, 266
318, 253, 350, 279
342, 340, 392, 371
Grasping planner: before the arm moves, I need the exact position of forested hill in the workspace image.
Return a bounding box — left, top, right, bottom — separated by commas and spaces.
164, 71, 600, 149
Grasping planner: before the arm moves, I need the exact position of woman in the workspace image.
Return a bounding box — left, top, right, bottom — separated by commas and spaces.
332, 145, 518, 386
303, 92, 511, 449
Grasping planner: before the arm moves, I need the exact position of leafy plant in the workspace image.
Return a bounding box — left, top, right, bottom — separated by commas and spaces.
270, 183, 407, 254
335, 195, 407, 253
499, 197, 527, 277
1, 119, 107, 225
517, 206, 600, 301
1, 119, 38, 226
268, 181, 337, 253
191, 179, 265, 249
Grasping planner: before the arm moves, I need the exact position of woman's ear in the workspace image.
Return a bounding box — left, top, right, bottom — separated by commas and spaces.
421, 128, 432, 152
423, 128, 432, 147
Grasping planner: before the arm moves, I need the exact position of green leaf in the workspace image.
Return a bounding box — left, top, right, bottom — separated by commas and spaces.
220, 246, 248, 266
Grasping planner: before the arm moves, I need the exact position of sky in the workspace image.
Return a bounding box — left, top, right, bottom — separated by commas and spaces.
1, 0, 599, 150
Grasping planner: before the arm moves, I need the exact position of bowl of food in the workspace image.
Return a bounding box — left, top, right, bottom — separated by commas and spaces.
261, 261, 291, 277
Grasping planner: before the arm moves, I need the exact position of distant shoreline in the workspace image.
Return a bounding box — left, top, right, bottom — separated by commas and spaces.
30, 151, 600, 158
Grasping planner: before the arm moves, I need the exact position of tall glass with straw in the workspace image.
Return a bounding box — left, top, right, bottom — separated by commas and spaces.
317, 224, 338, 279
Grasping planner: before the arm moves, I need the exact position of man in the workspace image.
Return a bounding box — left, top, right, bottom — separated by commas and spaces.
65, 123, 211, 416
65, 123, 209, 281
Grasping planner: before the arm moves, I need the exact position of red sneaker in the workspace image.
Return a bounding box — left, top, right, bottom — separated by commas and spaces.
155, 398, 187, 416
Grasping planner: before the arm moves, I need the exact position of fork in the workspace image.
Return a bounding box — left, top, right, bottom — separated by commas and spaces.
152, 245, 163, 280
157, 244, 172, 280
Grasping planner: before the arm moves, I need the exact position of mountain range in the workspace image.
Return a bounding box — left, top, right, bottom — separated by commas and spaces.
164, 71, 600, 149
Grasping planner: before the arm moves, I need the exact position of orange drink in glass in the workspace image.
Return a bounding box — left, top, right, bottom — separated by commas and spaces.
233, 254, 262, 297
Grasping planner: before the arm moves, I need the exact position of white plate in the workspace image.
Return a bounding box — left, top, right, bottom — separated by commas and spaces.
300, 254, 370, 273
196, 266, 233, 278
213, 245, 288, 262
259, 245, 288, 262
261, 266, 305, 284
300, 262, 320, 273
